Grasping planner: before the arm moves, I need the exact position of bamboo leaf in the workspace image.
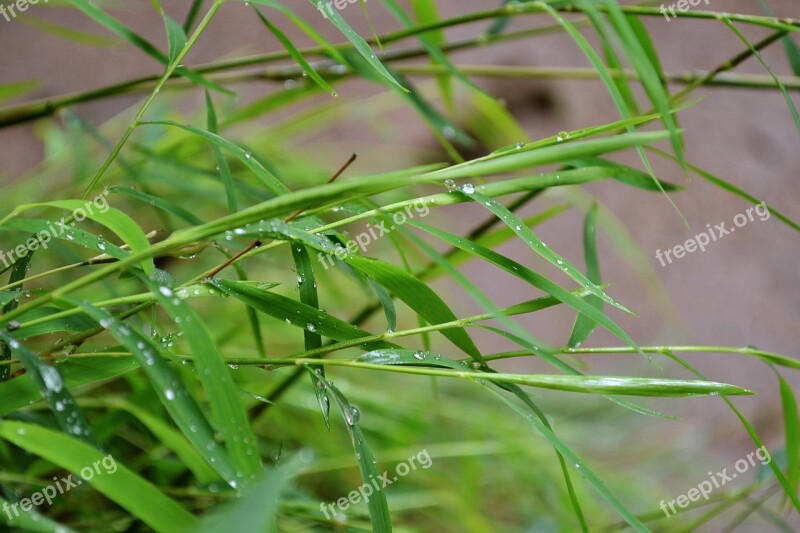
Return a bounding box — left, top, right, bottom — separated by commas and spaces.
307, 0, 407, 92
0, 421, 197, 532
72, 301, 241, 486
144, 278, 262, 482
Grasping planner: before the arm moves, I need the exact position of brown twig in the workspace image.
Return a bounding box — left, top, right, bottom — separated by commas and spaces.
204, 153, 357, 279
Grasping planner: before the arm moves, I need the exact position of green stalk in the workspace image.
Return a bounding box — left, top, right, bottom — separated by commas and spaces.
79, 0, 226, 200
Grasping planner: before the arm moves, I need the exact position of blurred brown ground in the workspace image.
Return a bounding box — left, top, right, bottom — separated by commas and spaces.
1, 1, 799, 529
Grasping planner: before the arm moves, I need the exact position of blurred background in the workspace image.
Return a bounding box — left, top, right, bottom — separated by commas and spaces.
1, 1, 798, 530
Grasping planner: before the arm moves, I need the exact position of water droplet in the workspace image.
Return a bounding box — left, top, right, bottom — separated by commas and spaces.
444, 179, 457, 192
159, 286, 173, 297
412, 350, 428, 360
165, 389, 176, 401
461, 183, 475, 194
306, 322, 317, 333
515, 141, 525, 149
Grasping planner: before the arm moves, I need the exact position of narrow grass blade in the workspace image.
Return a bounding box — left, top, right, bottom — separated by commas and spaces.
482, 385, 650, 532
664, 351, 800, 513
64, 0, 231, 95
140, 121, 290, 195
0, 199, 155, 275
0, 356, 138, 417
0, 421, 197, 532
757, 0, 800, 76
73, 301, 240, 486
599, 0, 687, 171
1, 255, 34, 380
307, 0, 407, 92
0, 495, 75, 532
316, 377, 393, 532
722, 16, 800, 136
565, 157, 682, 192
410, 0, 453, 108
461, 188, 631, 314
88, 397, 220, 484
775, 370, 800, 496
211, 279, 396, 351
290, 244, 331, 429
0, 81, 38, 102
430, 131, 672, 180
247, 0, 346, 64
145, 278, 262, 483
0, 332, 94, 443
252, 7, 337, 96
345, 255, 483, 361
205, 92, 238, 214
409, 221, 641, 355
151, 0, 187, 63
110, 186, 204, 225
197, 456, 304, 533
568, 202, 602, 348
647, 147, 800, 232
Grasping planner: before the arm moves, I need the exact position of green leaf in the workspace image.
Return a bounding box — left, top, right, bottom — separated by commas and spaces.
775, 370, 800, 496
482, 385, 650, 532
1, 253, 34, 381
0, 331, 94, 443
205, 92, 238, 214
245, 0, 347, 64
64, 0, 231, 95
0, 356, 138, 417
140, 121, 290, 195
664, 351, 800, 513
211, 279, 396, 351
345, 255, 483, 361
431, 131, 672, 180
0, 421, 197, 532
252, 7, 337, 96
410, 222, 642, 356
315, 377, 393, 532
757, 0, 800, 76
647, 147, 800, 233
0, 494, 76, 532
307, 0, 407, 92
460, 188, 631, 314
85, 397, 220, 484
568, 203, 602, 348
722, 16, 800, 136
197, 456, 304, 533
565, 156, 682, 192
72, 300, 241, 486
0, 198, 155, 275
109, 186, 204, 225
0, 81, 38, 102
144, 278, 262, 482
599, 1, 687, 170
290, 243, 331, 429
151, 0, 188, 63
